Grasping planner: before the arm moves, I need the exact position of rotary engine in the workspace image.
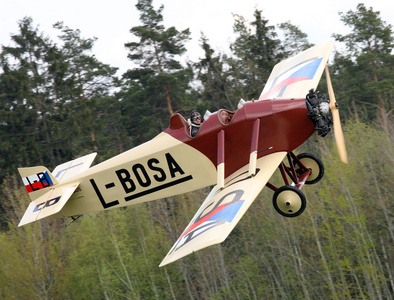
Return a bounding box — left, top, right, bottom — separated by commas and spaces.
306, 89, 332, 137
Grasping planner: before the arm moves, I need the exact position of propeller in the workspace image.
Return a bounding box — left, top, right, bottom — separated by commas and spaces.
325, 65, 348, 164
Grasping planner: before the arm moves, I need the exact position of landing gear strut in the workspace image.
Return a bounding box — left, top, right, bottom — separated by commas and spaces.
267, 152, 324, 217
294, 153, 324, 185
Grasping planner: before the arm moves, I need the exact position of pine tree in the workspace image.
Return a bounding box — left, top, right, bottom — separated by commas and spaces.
277, 22, 313, 58
229, 9, 281, 100
194, 34, 235, 111
121, 0, 193, 142
0, 17, 120, 181
332, 4, 393, 130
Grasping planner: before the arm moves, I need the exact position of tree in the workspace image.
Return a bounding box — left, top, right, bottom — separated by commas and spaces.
194, 34, 235, 111
0, 17, 61, 170
50, 22, 123, 157
0, 17, 120, 182
0, 175, 68, 298
332, 4, 393, 131
229, 9, 281, 100
121, 0, 193, 143
277, 22, 313, 58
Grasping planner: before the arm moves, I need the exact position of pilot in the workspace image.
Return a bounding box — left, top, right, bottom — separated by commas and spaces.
189, 110, 202, 137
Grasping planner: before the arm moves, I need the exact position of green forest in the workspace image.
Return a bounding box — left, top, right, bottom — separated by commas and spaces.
0, 1, 393, 299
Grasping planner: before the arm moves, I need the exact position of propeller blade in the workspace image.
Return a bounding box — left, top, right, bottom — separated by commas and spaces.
325, 65, 348, 164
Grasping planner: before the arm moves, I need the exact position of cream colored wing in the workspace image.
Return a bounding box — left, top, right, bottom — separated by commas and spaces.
260, 40, 334, 100
159, 151, 286, 267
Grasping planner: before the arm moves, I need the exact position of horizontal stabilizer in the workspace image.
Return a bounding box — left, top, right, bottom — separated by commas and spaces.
18, 183, 79, 227
52, 152, 97, 182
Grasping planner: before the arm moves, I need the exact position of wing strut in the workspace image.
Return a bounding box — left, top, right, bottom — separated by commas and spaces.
248, 118, 260, 176
217, 130, 225, 189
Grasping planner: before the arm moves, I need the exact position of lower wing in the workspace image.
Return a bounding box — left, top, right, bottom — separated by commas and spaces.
159, 151, 286, 267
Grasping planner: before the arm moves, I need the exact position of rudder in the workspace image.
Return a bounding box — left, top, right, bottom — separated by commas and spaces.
19, 166, 59, 201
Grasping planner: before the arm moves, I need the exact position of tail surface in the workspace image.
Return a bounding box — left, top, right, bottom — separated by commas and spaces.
19, 166, 59, 201
18, 153, 97, 226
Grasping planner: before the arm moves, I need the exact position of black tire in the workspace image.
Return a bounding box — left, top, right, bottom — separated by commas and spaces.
273, 186, 306, 217
294, 153, 324, 185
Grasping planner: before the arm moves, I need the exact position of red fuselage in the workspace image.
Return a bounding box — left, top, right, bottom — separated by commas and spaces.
164, 98, 315, 178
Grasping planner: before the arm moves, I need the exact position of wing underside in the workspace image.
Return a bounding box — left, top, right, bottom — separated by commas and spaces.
159, 151, 287, 267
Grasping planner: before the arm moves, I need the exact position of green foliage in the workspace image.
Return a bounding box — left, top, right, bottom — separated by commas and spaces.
277, 22, 314, 58
229, 9, 281, 100
0, 177, 68, 298
3, 122, 392, 299
0, 17, 121, 181
120, 0, 193, 142
331, 4, 393, 125
193, 35, 235, 111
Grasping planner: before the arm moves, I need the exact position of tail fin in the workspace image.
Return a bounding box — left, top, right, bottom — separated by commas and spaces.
18, 152, 97, 226
18, 153, 97, 201
18, 166, 59, 201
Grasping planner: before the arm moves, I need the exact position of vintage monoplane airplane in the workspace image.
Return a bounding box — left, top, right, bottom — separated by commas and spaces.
18, 40, 347, 266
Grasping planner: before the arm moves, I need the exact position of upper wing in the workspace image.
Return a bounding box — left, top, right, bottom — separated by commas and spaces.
159, 151, 286, 267
259, 40, 334, 100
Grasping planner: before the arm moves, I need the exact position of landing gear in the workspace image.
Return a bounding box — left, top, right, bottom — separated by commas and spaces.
266, 152, 325, 218
294, 153, 324, 185
273, 186, 306, 217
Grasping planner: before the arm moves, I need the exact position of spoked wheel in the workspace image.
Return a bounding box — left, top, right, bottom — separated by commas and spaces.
273, 186, 306, 217
294, 153, 324, 185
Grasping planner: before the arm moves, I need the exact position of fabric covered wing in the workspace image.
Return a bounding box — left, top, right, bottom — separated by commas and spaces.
259, 40, 334, 100
159, 151, 286, 267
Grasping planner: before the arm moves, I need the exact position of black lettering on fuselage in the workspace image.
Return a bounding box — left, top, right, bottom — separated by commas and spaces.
117, 153, 186, 195
148, 158, 166, 182
90, 179, 120, 209
132, 163, 151, 187
116, 169, 136, 193
165, 153, 185, 177
94, 153, 192, 210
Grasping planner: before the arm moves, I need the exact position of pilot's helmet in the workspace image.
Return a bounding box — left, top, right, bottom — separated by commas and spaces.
190, 110, 202, 125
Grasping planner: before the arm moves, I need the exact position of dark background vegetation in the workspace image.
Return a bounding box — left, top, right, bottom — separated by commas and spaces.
0, 1, 393, 299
